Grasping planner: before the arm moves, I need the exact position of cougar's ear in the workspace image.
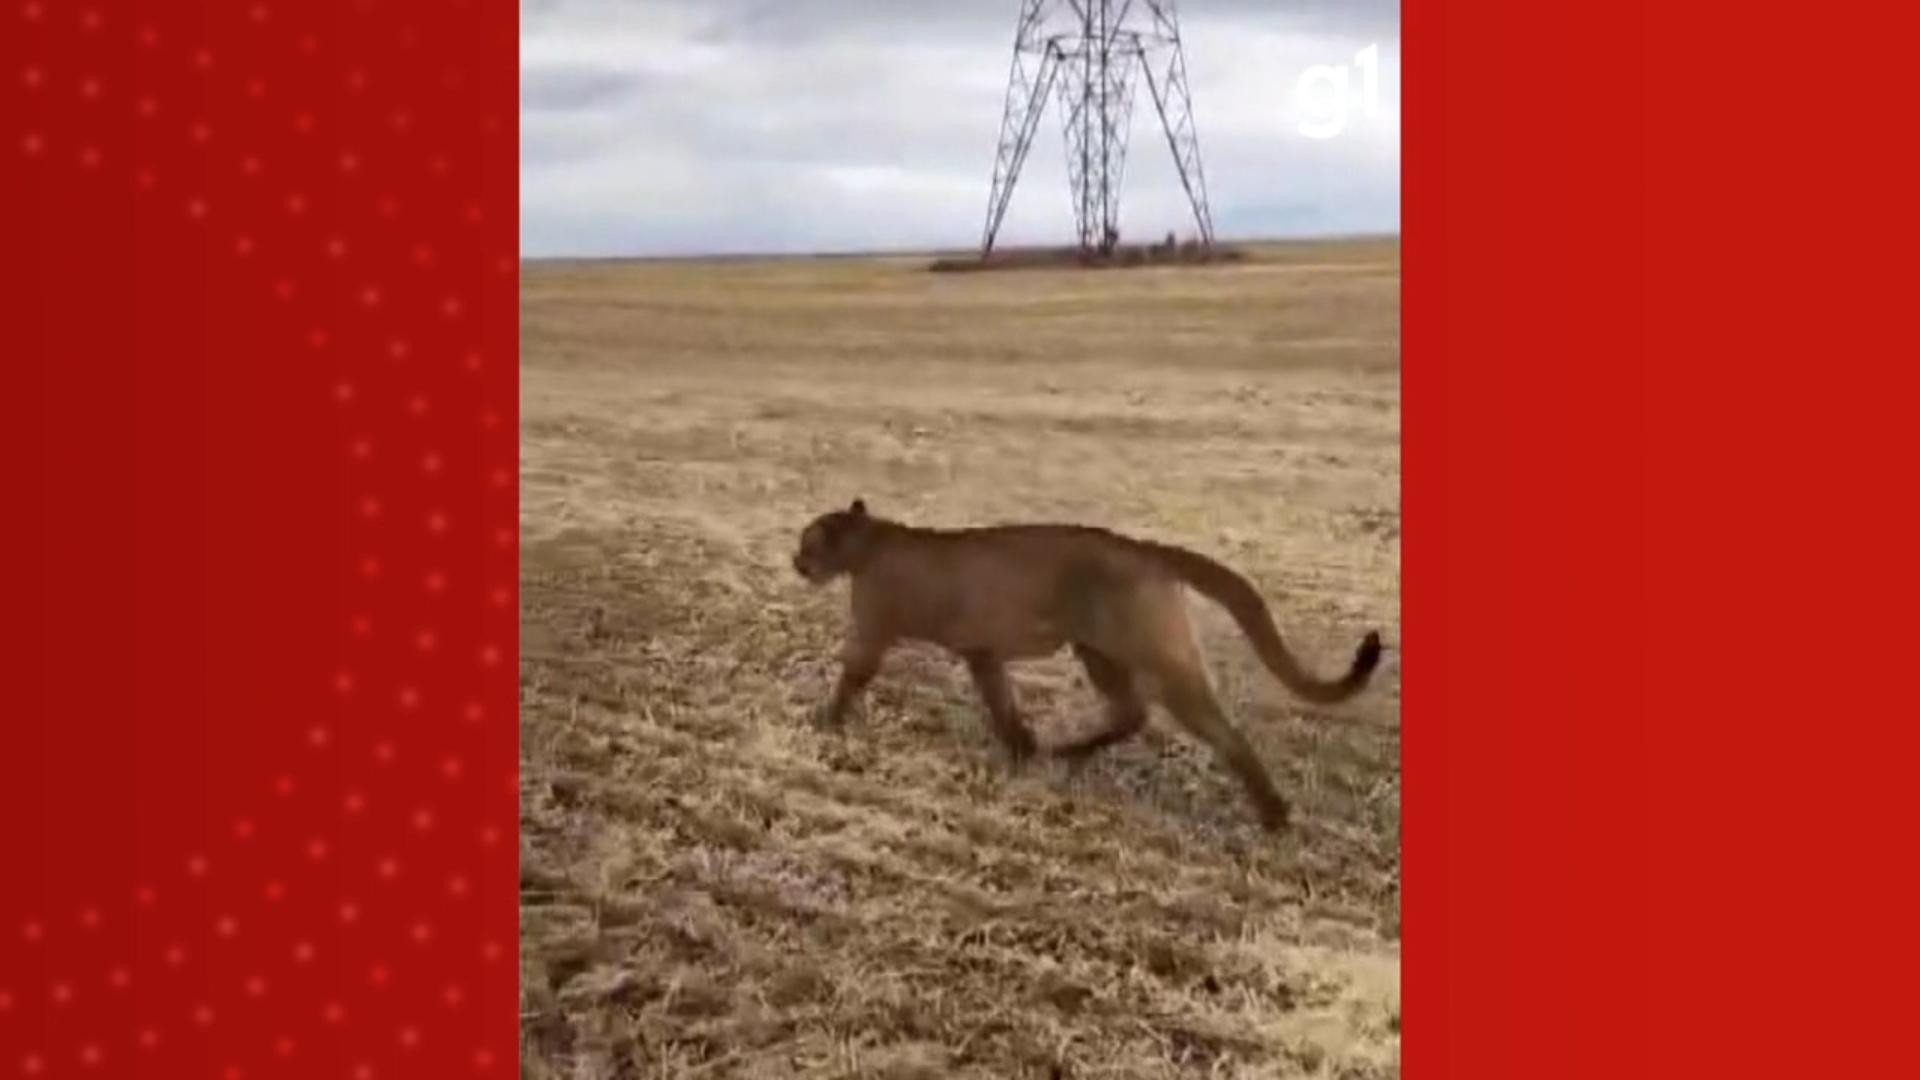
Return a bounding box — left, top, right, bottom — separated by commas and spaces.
849, 498, 868, 517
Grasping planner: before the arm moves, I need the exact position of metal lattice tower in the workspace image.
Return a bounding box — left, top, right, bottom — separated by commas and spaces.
981, 0, 1215, 256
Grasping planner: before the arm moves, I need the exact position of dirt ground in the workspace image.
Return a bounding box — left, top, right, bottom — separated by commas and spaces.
520, 239, 1402, 1078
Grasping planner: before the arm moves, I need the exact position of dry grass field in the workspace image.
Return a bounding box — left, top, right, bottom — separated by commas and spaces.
520, 239, 1401, 1078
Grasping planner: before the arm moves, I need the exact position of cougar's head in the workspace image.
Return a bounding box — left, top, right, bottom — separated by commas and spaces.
792, 498, 876, 584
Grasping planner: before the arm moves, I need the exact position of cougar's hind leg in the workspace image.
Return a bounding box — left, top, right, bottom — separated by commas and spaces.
1053, 644, 1150, 760
1150, 642, 1292, 832
1067, 572, 1286, 827
962, 652, 1039, 764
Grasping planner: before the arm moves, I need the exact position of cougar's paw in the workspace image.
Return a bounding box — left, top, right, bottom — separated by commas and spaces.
1048, 744, 1092, 776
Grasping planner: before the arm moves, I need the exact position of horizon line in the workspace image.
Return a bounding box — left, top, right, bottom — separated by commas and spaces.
520, 230, 1402, 265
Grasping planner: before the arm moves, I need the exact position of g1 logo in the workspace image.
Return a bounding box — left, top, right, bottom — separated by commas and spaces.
1297, 43, 1382, 140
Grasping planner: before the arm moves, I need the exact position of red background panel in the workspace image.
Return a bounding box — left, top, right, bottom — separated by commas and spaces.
6, 0, 1919, 1077
2, 2, 517, 1077
1404, 1, 1919, 1077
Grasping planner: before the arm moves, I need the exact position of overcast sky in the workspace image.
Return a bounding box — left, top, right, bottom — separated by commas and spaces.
523, 0, 1399, 257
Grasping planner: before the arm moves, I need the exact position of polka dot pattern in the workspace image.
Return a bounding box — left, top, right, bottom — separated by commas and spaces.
3, 1, 516, 1075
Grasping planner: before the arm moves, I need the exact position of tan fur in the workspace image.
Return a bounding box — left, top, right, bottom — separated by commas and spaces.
793, 499, 1383, 831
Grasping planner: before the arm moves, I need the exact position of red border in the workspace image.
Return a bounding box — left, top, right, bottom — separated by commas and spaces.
1404, 1, 1919, 1075
9, 0, 1919, 1076
1402, 0, 1651, 1071
3, 2, 517, 1076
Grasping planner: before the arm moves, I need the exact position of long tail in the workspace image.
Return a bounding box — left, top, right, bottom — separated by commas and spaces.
1138, 540, 1382, 705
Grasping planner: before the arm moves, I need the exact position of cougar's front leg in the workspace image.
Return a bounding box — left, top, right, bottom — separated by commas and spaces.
963, 652, 1039, 764
818, 636, 889, 727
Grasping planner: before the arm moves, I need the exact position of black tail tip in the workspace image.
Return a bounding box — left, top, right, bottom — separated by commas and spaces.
1353, 631, 1383, 676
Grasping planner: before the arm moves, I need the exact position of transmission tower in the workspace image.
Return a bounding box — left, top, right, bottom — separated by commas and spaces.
981, 0, 1216, 256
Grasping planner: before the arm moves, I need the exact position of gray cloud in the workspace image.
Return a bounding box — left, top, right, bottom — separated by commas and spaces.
527, 0, 1401, 43
522, 65, 646, 112
523, 0, 1399, 256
